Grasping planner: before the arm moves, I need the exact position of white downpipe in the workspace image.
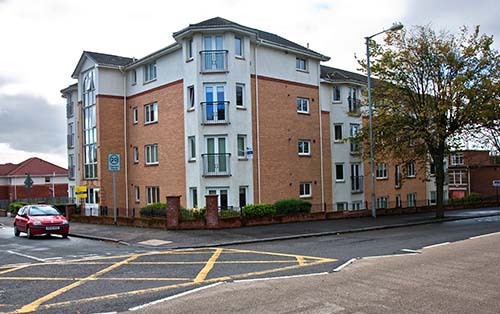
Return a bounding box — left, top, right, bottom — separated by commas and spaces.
119, 67, 129, 216
255, 41, 262, 203
317, 62, 325, 211
52, 171, 55, 198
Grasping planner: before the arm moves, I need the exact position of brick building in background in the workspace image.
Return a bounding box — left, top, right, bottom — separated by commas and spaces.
0, 158, 69, 204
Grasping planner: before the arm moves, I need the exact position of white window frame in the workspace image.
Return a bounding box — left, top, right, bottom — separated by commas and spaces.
144, 61, 157, 82
188, 136, 196, 161
135, 186, 140, 203
187, 38, 194, 60
334, 124, 343, 142
239, 186, 248, 209
190, 187, 198, 208
132, 107, 138, 124
296, 57, 307, 71
146, 186, 160, 204
236, 83, 245, 108
133, 146, 139, 163
296, 97, 309, 114
377, 196, 388, 209
407, 162, 416, 177
131, 70, 137, 85
430, 191, 437, 205
451, 152, 464, 165
235, 37, 243, 57
335, 163, 344, 182
376, 163, 388, 179
298, 140, 311, 156
299, 182, 312, 198
336, 202, 348, 211
145, 144, 158, 165
237, 134, 247, 159
144, 102, 158, 124
407, 192, 417, 207
351, 201, 363, 211
332, 86, 341, 102
187, 85, 195, 109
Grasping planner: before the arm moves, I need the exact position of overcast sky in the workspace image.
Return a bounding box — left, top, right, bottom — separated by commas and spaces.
0, 0, 498, 167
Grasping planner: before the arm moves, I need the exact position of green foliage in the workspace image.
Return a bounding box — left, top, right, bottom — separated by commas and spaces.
181, 208, 205, 221
449, 193, 482, 205
219, 209, 240, 218
274, 198, 312, 215
9, 202, 27, 214
242, 204, 276, 218
140, 202, 166, 217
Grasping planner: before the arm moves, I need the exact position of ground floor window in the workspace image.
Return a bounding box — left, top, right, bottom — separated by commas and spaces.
430, 191, 436, 205
376, 196, 388, 209
239, 186, 247, 209
407, 192, 417, 207
207, 187, 229, 210
190, 187, 198, 208
336, 202, 347, 211
299, 182, 312, 198
146, 186, 160, 204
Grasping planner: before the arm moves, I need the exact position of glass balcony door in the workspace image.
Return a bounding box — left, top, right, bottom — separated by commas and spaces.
203, 35, 224, 71
206, 136, 227, 174
205, 85, 226, 123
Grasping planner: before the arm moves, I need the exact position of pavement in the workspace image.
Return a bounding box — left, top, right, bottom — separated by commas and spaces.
1, 207, 500, 249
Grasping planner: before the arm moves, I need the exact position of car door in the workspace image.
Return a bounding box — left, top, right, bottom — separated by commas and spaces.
16, 206, 29, 231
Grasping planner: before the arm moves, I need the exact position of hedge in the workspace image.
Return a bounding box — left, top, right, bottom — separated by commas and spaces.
140, 202, 167, 217
242, 204, 275, 218
181, 208, 206, 221
274, 198, 311, 215
9, 202, 27, 214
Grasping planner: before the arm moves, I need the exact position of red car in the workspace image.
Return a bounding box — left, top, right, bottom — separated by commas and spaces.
14, 204, 70, 238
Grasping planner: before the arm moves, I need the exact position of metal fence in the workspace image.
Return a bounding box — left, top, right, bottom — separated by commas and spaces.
0, 197, 75, 209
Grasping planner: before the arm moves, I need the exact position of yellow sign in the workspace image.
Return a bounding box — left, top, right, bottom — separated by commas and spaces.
75, 185, 87, 199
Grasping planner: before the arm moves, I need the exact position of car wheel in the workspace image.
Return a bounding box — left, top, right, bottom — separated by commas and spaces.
62, 233, 68, 239
14, 225, 20, 237
26, 227, 33, 239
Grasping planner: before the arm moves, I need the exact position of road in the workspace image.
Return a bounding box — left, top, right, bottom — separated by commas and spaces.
0, 215, 499, 313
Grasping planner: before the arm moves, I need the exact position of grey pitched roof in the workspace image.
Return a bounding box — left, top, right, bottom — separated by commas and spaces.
321, 65, 367, 84
174, 17, 329, 61
84, 51, 134, 67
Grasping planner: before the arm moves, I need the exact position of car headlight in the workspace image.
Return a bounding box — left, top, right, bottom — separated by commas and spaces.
61, 220, 68, 225
32, 220, 42, 225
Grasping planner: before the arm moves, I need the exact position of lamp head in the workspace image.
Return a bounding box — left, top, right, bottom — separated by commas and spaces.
388, 23, 404, 32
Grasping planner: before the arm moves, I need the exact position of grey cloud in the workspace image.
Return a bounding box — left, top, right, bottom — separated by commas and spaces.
0, 94, 65, 153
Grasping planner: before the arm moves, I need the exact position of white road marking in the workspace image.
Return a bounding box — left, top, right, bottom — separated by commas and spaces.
400, 249, 421, 253
128, 282, 225, 311
6, 250, 45, 262
234, 272, 329, 283
362, 253, 419, 260
470, 231, 500, 240
332, 258, 357, 272
422, 242, 450, 250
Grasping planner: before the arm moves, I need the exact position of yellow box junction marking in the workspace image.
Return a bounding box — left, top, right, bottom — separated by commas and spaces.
0, 248, 337, 313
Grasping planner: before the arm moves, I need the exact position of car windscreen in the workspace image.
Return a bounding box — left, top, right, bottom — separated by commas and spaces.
29, 206, 61, 216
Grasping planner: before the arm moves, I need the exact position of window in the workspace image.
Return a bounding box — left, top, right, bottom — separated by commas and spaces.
407, 193, 417, 207
188, 136, 196, 161
235, 37, 243, 57
299, 182, 312, 198
132, 107, 138, 124
66, 94, 74, 118
395, 165, 401, 188
376, 163, 387, 179
145, 144, 158, 165
190, 187, 198, 208
237, 135, 246, 159
407, 162, 416, 177
133, 146, 139, 163
67, 122, 74, 148
68, 154, 75, 179
239, 186, 247, 208
187, 86, 195, 109
351, 201, 363, 211
45, 176, 51, 183
335, 163, 344, 181
333, 86, 341, 102
296, 97, 309, 114
395, 195, 402, 208
135, 186, 140, 203
131, 70, 137, 85
451, 152, 464, 165
430, 163, 436, 175
350, 124, 361, 153
298, 140, 311, 156
144, 61, 157, 82
351, 163, 362, 193
82, 70, 97, 179
207, 187, 229, 209
144, 102, 158, 124
296, 57, 307, 71
334, 124, 343, 141
430, 191, 437, 205
336, 202, 347, 211
146, 186, 160, 204
236, 84, 244, 107
187, 38, 193, 60
377, 197, 388, 209
449, 170, 468, 185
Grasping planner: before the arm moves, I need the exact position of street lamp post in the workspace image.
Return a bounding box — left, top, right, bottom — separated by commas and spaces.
366, 23, 403, 218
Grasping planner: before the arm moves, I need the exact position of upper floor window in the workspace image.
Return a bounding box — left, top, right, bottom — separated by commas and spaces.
237, 134, 247, 159
187, 86, 195, 109
298, 140, 311, 156
131, 70, 137, 85
296, 97, 309, 114
133, 146, 139, 163
376, 163, 388, 179
235, 37, 243, 57
145, 144, 158, 165
333, 86, 341, 102
188, 136, 196, 161
66, 94, 74, 118
187, 38, 194, 60
335, 163, 344, 181
132, 107, 138, 124
144, 61, 157, 82
144, 102, 158, 124
406, 161, 416, 177
451, 152, 464, 165
236, 84, 245, 108
334, 124, 343, 142
296, 57, 307, 71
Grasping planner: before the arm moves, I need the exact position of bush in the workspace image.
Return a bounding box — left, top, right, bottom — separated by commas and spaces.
242, 204, 275, 218
274, 198, 311, 215
140, 202, 166, 217
181, 208, 205, 221
464, 193, 481, 204
219, 208, 240, 218
9, 202, 27, 214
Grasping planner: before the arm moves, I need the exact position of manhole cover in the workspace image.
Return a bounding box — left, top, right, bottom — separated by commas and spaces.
137, 239, 172, 246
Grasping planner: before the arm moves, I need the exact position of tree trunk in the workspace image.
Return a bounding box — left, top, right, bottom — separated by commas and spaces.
434, 143, 446, 219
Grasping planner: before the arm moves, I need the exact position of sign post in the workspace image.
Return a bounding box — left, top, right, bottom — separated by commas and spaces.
493, 180, 500, 203
24, 173, 33, 203
108, 153, 121, 225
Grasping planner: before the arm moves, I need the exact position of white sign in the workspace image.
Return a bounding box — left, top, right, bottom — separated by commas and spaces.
246, 147, 253, 159
493, 180, 500, 188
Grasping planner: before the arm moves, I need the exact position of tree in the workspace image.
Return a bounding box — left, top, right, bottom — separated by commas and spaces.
359, 25, 500, 218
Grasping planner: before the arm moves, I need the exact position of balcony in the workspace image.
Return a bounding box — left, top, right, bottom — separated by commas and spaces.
351, 175, 364, 193
201, 101, 229, 125
68, 165, 75, 179
200, 50, 228, 72
348, 97, 361, 115
67, 134, 74, 148
202, 153, 231, 177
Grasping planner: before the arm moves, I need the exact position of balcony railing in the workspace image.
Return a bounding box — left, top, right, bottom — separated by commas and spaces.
67, 134, 74, 148
351, 175, 364, 193
202, 153, 231, 176
201, 101, 229, 125
68, 165, 75, 179
348, 97, 361, 114
200, 50, 228, 72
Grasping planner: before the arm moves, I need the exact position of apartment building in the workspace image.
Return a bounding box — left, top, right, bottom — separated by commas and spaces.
61, 83, 78, 202
62, 17, 332, 215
